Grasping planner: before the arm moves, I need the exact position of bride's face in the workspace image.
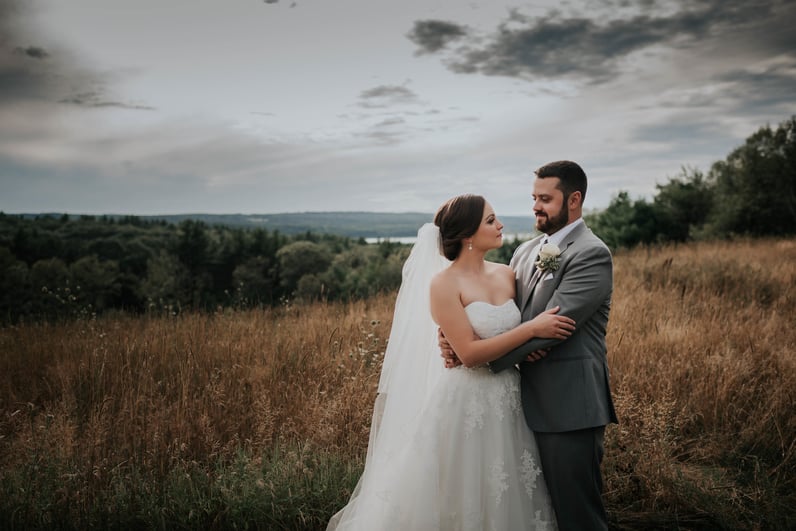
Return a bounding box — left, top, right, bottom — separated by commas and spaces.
470, 201, 504, 251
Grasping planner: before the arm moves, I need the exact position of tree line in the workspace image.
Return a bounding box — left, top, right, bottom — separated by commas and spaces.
1, 116, 793, 323
585, 116, 796, 249
0, 214, 411, 323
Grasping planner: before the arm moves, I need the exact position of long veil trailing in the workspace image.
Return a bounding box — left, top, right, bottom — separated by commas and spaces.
327, 222, 450, 530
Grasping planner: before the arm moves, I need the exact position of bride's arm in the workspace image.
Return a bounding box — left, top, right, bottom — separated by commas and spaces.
429, 274, 574, 368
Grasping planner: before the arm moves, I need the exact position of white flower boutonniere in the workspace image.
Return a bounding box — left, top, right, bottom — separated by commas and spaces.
535, 242, 561, 273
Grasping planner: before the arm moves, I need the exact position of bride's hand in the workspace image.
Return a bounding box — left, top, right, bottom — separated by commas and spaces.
529, 306, 576, 340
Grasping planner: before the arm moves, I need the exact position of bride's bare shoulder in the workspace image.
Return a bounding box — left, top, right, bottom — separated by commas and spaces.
431, 266, 455, 285
430, 267, 460, 298
486, 261, 514, 278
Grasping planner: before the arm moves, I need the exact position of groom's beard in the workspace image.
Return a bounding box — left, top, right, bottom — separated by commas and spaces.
535, 205, 569, 234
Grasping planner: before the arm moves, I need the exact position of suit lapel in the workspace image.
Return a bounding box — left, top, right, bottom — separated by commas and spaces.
519, 222, 589, 313
519, 261, 540, 311
521, 253, 537, 289
516, 235, 544, 311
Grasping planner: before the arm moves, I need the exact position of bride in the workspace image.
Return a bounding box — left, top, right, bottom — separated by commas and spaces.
327, 194, 574, 530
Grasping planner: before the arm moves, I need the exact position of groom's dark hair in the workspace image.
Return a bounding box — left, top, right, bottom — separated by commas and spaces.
434, 194, 485, 261
535, 160, 587, 203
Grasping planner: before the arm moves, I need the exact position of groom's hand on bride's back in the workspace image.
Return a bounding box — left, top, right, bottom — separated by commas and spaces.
438, 328, 463, 368
525, 349, 549, 362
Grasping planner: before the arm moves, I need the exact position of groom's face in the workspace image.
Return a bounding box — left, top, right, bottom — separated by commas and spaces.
532, 176, 569, 234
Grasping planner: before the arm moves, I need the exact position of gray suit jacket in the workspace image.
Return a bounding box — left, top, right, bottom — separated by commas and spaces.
490, 222, 618, 433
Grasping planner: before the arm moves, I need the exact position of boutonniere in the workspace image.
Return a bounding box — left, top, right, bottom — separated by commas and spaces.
535, 242, 561, 273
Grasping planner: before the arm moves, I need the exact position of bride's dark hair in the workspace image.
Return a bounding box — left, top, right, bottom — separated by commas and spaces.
434, 194, 485, 261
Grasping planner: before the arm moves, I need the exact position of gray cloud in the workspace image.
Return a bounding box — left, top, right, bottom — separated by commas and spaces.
631, 119, 727, 148
0, 0, 152, 111
358, 85, 420, 108
0, 0, 17, 31
356, 129, 406, 145
717, 63, 796, 112
411, 0, 796, 84
0, 113, 447, 215
0, 0, 57, 103
374, 117, 406, 127
59, 91, 156, 111
263, 0, 297, 6
1, 1, 59, 103
0, 62, 47, 101
645, 58, 796, 116
407, 20, 468, 54
14, 45, 48, 59
355, 114, 415, 145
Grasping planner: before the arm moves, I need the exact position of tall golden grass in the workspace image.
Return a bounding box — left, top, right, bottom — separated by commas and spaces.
604, 238, 795, 529
1, 238, 794, 529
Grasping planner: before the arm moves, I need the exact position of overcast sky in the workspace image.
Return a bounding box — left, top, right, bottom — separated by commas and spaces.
1, 0, 794, 216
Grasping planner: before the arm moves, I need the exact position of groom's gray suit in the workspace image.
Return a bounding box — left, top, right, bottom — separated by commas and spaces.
490, 220, 618, 531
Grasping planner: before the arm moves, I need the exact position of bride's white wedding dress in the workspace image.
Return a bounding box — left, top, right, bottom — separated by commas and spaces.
328, 299, 557, 530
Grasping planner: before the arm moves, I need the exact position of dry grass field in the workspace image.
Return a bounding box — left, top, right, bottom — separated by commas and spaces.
1, 238, 794, 530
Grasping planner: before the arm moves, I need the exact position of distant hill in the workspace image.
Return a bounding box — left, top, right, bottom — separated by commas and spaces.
18, 212, 537, 239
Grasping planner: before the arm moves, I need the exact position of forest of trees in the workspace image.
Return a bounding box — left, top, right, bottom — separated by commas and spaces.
0, 214, 410, 322
1, 116, 794, 323
586, 115, 796, 248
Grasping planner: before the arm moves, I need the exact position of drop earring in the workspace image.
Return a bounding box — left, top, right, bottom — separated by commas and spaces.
468, 241, 473, 251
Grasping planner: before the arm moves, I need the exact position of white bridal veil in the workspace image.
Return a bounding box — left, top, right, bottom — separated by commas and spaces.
376, 223, 450, 432
328, 222, 450, 530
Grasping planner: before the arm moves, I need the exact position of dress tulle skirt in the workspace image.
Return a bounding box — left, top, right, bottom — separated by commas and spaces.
328, 366, 557, 531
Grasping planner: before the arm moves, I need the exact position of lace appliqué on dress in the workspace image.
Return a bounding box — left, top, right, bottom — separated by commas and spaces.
489, 457, 510, 506
459, 372, 521, 438
520, 448, 543, 496
462, 391, 486, 437
532, 510, 556, 531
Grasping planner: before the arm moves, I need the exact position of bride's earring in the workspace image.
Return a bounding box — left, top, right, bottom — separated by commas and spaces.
468, 240, 473, 251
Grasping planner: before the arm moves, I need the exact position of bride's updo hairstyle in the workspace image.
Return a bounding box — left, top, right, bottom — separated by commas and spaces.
434, 194, 486, 261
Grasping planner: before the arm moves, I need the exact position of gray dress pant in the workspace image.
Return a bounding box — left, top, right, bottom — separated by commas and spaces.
534, 426, 608, 531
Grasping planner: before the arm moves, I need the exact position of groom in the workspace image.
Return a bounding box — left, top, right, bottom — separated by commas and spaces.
441, 160, 618, 530
493, 160, 618, 530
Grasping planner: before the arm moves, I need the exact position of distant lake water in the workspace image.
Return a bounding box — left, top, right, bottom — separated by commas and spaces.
364, 236, 420, 244
365, 233, 534, 245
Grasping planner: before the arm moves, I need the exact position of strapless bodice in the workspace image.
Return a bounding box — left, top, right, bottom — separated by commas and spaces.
463, 300, 521, 340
